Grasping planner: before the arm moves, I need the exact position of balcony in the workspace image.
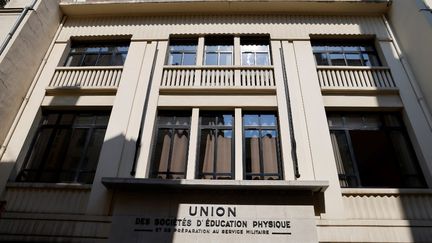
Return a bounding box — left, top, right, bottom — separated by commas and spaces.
46, 66, 123, 95
160, 66, 275, 94
317, 66, 398, 94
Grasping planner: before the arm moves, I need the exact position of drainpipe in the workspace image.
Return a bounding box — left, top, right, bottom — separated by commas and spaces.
382, 15, 432, 131
0, 14, 67, 161
0, 0, 37, 56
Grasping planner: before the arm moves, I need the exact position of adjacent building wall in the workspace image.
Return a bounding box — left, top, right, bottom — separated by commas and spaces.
0, 0, 61, 152
388, 0, 432, 114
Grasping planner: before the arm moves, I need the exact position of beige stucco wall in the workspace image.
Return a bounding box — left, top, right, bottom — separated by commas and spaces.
0, 0, 61, 148
388, 0, 432, 114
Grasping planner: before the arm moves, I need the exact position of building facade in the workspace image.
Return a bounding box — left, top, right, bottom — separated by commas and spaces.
1, 0, 432, 242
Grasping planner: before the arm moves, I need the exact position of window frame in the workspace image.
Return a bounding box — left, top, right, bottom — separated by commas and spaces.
196, 111, 235, 180
64, 41, 130, 67
149, 110, 192, 179
167, 38, 198, 66
242, 112, 283, 180
204, 37, 234, 66
312, 40, 381, 67
17, 110, 110, 184
240, 37, 272, 66
327, 111, 426, 188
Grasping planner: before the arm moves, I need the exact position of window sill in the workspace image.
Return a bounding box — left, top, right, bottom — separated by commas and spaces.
101, 177, 328, 193
6, 182, 92, 190
341, 188, 432, 195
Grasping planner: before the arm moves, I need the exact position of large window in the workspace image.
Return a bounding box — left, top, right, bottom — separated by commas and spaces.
168, 39, 197, 65
65, 42, 129, 66
18, 111, 110, 184
312, 41, 380, 66
204, 37, 234, 66
150, 111, 191, 179
243, 113, 282, 180
197, 112, 234, 179
241, 37, 271, 66
328, 112, 426, 188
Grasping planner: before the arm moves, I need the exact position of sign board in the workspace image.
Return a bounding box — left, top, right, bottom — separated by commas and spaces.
110, 204, 318, 243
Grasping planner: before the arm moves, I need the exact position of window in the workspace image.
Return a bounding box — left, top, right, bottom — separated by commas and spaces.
65, 42, 130, 66
328, 112, 426, 188
312, 41, 380, 66
243, 113, 282, 180
168, 39, 197, 65
241, 37, 271, 66
150, 111, 191, 179
204, 37, 234, 65
197, 112, 234, 179
17, 111, 110, 184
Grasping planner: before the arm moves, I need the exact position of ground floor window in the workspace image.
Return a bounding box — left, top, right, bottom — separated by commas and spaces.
18, 110, 110, 184
327, 112, 426, 188
197, 112, 234, 179
150, 111, 191, 179
243, 113, 282, 180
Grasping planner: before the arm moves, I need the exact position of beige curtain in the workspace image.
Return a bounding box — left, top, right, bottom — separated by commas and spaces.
156, 130, 188, 179
202, 132, 215, 178
250, 137, 260, 179
262, 135, 278, 179
201, 131, 232, 179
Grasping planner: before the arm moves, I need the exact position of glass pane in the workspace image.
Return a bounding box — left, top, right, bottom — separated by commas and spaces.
346, 53, 363, 66
219, 45, 233, 51
174, 115, 190, 126
329, 54, 346, 66
219, 53, 232, 65
65, 54, 83, 66
218, 114, 233, 126
260, 114, 276, 126
45, 114, 59, 125
24, 128, 53, 170
60, 128, 88, 182
96, 115, 110, 125
82, 54, 99, 66
256, 53, 270, 65
78, 128, 106, 183
366, 54, 380, 66
205, 45, 218, 52
169, 53, 182, 65
327, 46, 343, 52
350, 130, 402, 187
112, 53, 126, 66
205, 53, 218, 65
244, 129, 260, 178
242, 53, 254, 66
152, 129, 172, 178
96, 54, 112, 66
199, 129, 215, 175
75, 114, 94, 125
59, 114, 74, 125
312, 45, 326, 52
327, 114, 343, 128
183, 53, 196, 65
330, 131, 357, 187
261, 130, 280, 177
215, 129, 232, 175
343, 45, 360, 52
169, 129, 189, 176
243, 114, 259, 126
314, 53, 328, 66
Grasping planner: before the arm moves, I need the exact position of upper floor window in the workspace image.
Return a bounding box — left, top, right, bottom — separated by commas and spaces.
241, 37, 271, 66
328, 112, 426, 188
197, 112, 234, 179
65, 42, 129, 66
168, 39, 197, 65
17, 111, 110, 184
312, 41, 380, 66
243, 113, 282, 180
204, 37, 234, 66
150, 111, 191, 179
